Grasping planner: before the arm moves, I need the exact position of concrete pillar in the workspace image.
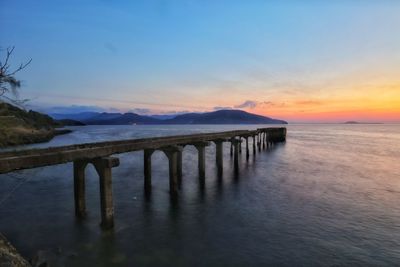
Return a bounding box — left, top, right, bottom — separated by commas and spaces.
162, 146, 182, 196
177, 149, 183, 184
92, 157, 120, 230
143, 149, 154, 194
252, 135, 256, 155
263, 132, 266, 149
213, 140, 224, 175
194, 142, 210, 179
258, 133, 261, 152
232, 138, 240, 172
245, 137, 249, 160
239, 138, 242, 154
73, 160, 88, 218
168, 152, 178, 195
230, 142, 233, 157
197, 145, 205, 178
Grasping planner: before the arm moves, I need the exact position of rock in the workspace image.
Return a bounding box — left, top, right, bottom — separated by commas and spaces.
0, 233, 30, 267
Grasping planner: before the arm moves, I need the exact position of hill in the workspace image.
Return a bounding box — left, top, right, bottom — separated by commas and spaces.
85, 112, 161, 125
51, 109, 287, 125
50, 111, 100, 121
0, 102, 71, 147
164, 110, 287, 124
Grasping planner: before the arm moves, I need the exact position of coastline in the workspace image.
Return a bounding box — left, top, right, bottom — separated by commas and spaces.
0, 233, 30, 267
0, 127, 72, 148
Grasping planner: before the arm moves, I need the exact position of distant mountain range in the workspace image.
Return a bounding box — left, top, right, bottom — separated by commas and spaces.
50, 109, 288, 125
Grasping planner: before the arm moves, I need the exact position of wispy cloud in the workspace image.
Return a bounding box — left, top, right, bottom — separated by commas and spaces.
232, 100, 286, 109
234, 100, 258, 109
294, 100, 324, 106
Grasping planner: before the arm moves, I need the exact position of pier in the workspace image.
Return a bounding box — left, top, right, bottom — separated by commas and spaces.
0, 127, 286, 229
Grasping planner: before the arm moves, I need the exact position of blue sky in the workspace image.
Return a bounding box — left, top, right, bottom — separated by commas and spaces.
1, 0, 400, 121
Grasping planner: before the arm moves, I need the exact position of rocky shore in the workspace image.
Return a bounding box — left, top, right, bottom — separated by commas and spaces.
0, 233, 30, 267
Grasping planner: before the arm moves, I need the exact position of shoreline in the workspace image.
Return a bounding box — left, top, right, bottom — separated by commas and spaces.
0, 127, 72, 148
0, 233, 30, 267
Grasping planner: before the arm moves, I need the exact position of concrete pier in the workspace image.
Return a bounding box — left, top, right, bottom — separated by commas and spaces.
0, 128, 287, 230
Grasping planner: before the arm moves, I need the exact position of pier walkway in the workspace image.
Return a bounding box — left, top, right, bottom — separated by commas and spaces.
0, 127, 286, 229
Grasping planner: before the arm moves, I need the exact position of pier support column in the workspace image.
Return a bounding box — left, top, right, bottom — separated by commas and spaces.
239, 138, 242, 154
143, 149, 154, 194
263, 132, 266, 149
230, 142, 233, 157
258, 133, 261, 152
245, 137, 249, 160
73, 160, 88, 218
252, 135, 256, 155
168, 152, 178, 196
92, 157, 120, 230
231, 138, 241, 172
265, 133, 268, 147
213, 139, 224, 175
194, 141, 210, 179
162, 146, 182, 197
177, 148, 183, 184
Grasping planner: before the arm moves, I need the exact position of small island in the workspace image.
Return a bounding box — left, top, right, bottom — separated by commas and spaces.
344, 121, 383, 124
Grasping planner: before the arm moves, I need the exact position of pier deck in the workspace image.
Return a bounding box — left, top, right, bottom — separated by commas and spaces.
0, 127, 286, 229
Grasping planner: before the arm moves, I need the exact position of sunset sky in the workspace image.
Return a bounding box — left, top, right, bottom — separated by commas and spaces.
1, 0, 400, 122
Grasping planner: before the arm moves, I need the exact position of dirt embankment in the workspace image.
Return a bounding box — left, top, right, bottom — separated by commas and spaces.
0, 102, 72, 148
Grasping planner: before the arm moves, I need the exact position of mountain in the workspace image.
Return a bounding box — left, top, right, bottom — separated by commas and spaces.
85, 112, 123, 122
49, 109, 287, 125
50, 112, 100, 121
164, 110, 287, 124
57, 119, 86, 126
85, 112, 160, 125
149, 114, 178, 120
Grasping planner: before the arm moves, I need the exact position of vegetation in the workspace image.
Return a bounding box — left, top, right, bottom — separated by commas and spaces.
0, 102, 70, 147
0, 47, 71, 147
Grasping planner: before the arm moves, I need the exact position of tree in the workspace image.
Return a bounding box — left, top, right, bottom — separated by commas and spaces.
0, 46, 31, 105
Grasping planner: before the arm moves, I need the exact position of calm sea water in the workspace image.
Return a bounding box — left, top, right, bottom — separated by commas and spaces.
0, 124, 399, 266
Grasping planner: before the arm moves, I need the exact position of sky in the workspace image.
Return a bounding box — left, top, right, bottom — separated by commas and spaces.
1, 0, 400, 122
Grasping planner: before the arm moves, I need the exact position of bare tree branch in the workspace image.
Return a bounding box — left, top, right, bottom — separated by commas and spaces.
0, 46, 31, 105
8, 58, 32, 76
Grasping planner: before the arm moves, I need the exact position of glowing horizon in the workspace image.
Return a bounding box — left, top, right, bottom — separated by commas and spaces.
2, 0, 400, 123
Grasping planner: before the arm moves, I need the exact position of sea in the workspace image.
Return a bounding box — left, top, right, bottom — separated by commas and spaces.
0, 124, 399, 266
